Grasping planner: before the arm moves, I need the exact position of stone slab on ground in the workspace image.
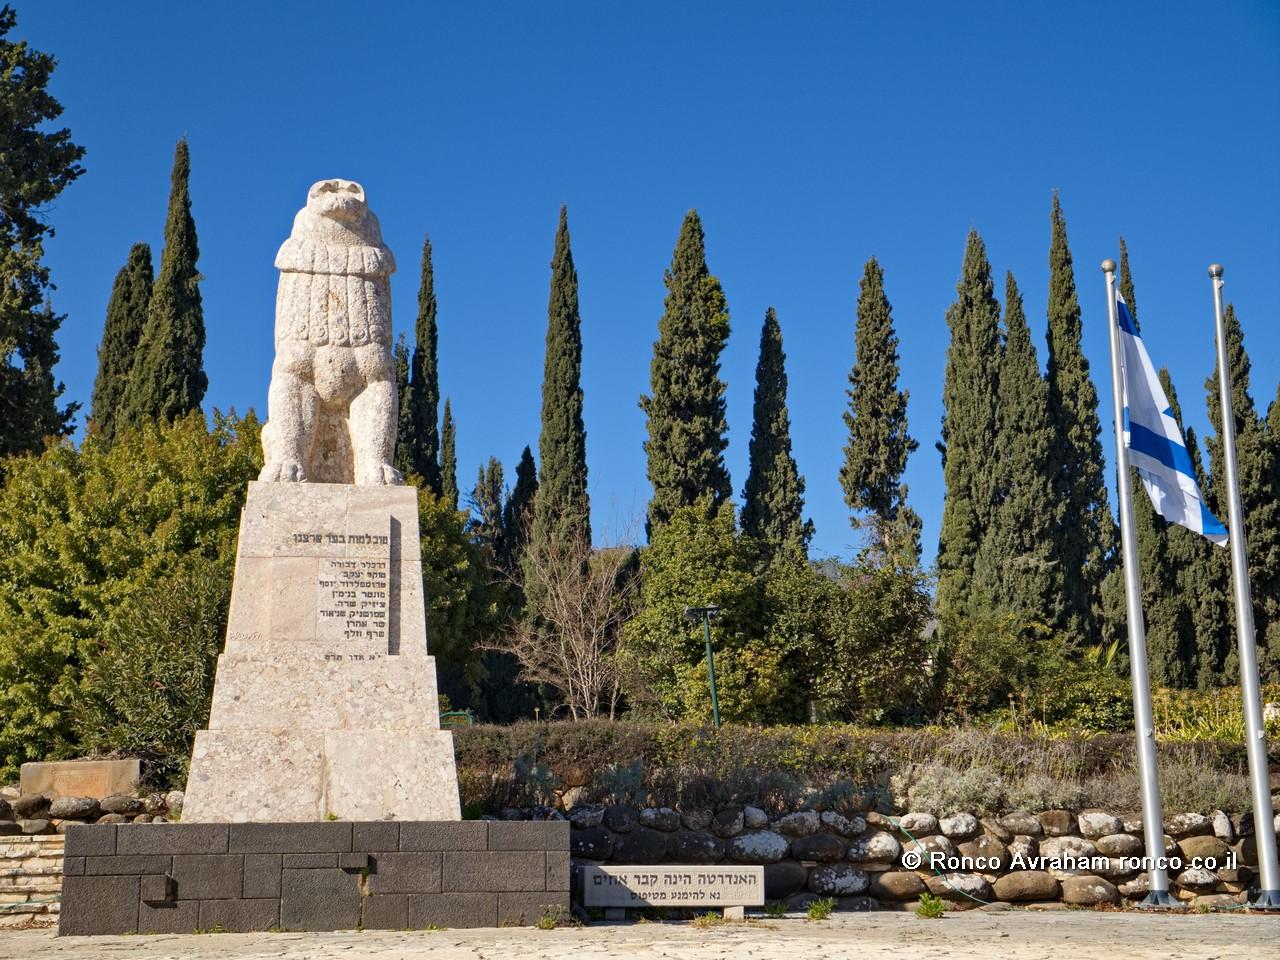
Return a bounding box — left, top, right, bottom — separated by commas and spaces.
18, 761, 140, 801
582, 864, 764, 908
7, 911, 1279, 959
57, 821, 568, 935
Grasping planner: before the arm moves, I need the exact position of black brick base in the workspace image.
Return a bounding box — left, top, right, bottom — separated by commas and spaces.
59, 820, 569, 935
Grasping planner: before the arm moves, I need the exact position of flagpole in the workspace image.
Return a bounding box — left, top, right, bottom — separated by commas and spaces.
1209, 263, 1280, 909
1101, 259, 1175, 907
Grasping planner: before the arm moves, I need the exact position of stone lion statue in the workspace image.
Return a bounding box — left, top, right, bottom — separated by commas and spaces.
259, 179, 403, 485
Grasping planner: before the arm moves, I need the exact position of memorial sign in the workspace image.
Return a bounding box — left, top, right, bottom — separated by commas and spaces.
582, 865, 765, 909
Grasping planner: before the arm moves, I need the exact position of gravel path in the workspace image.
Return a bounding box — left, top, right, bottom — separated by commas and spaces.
2, 911, 1277, 960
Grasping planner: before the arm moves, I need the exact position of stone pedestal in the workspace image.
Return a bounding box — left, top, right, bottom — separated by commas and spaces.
183, 482, 460, 822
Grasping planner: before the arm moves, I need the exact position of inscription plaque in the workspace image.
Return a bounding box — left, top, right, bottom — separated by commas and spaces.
581, 865, 765, 907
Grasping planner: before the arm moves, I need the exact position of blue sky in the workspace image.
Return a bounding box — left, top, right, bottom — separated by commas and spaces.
21, 1, 1280, 561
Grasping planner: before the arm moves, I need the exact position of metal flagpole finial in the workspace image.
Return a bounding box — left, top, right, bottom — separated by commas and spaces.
1101, 258, 1117, 273
1208, 263, 1224, 278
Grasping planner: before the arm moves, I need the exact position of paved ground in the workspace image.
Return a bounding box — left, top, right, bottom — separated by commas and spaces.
1, 911, 1276, 960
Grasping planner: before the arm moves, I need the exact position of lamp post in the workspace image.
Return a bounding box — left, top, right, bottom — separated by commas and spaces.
684, 605, 722, 728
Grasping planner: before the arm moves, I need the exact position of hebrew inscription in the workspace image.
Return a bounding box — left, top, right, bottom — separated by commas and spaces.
582, 865, 765, 907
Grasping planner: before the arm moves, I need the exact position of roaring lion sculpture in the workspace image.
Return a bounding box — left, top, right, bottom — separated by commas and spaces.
259, 179, 403, 485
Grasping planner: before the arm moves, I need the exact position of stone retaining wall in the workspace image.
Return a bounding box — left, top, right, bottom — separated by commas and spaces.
0, 835, 63, 928
555, 801, 1280, 911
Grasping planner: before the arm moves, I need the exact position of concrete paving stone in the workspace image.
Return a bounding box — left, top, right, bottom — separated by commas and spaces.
407, 891, 497, 929
487, 820, 569, 851
280, 867, 360, 930
400, 820, 487, 851
230, 821, 352, 854
62, 825, 116, 857
367, 852, 442, 894
58, 875, 139, 935
361, 893, 408, 929
116, 823, 229, 855
137, 898, 198, 934
198, 897, 279, 933
171, 854, 243, 900
243, 853, 282, 898
353, 821, 400, 851
442, 850, 546, 892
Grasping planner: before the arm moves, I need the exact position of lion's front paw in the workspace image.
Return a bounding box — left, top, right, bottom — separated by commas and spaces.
357, 462, 404, 486
259, 460, 308, 482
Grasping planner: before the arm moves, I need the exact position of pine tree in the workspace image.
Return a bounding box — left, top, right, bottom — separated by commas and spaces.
741, 307, 810, 563
393, 333, 414, 477
1161, 370, 1231, 687
440, 398, 458, 509
1205, 303, 1280, 679
0, 7, 83, 456
640, 210, 732, 534
972, 272, 1060, 620
1044, 194, 1114, 644
501, 446, 538, 572
840, 257, 920, 560
936, 231, 1003, 624
469, 457, 505, 560
122, 139, 206, 426
531, 207, 591, 554
90, 243, 153, 442
409, 234, 441, 492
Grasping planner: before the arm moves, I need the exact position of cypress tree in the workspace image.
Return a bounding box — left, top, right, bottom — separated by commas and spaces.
122, 139, 206, 426
936, 230, 1003, 624
469, 457, 505, 560
1205, 304, 1280, 678
501, 446, 538, 572
1044, 194, 1114, 644
840, 257, 920, 560
1161, 370, 1231, 687
0, 7, 83, 456
972, 272, 1060, 620
531, 207, 591, 553
409, 234, 442, 492
90, 243, 153, 442
640, 210, 732, 534
440, 398, 458, 509
741, 307, 810, 563
393, 333, 414, 477
1116, 244, 1186, 685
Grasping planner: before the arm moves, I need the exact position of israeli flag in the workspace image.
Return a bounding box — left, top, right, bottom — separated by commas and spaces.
1118, 296, 1228, 546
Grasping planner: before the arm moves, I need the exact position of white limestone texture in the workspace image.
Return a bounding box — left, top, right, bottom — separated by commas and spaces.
259, 179, 403, 486
183, 482, 461, 823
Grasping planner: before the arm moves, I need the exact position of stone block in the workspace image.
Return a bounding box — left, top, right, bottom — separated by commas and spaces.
171, 854, 243, 899
59, 875, 140, 935
140, 873, 176, 903
442, 851, 546, 892
243, 853, 282, 898
20, 760, 140, 800
764, 862, 808, 899
199, 898, 279, 933
611, 827, 669, 864
488, 820, 568, 851
138, 899, 198, 934
408, 892, 497, 929
400, 820, 486, 851
283, 852, 338, 868
280, 867, 361, 930
116, 823, 228, 855
229, 821, 352, 853
498, 891, 569, 925
362, 893, 408, 929
63, 824, 116, 857
339, 851, 370, 870
84, 855, 171, 875
569, 826, 613, 860
546, 850, 570, 891
353, 821, 399, 851
62, 856, 85, 876
367, 852, 442, 894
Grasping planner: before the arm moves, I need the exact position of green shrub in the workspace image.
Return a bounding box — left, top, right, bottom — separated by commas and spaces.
806, 897, 834, 920
916, 893, 945, 919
